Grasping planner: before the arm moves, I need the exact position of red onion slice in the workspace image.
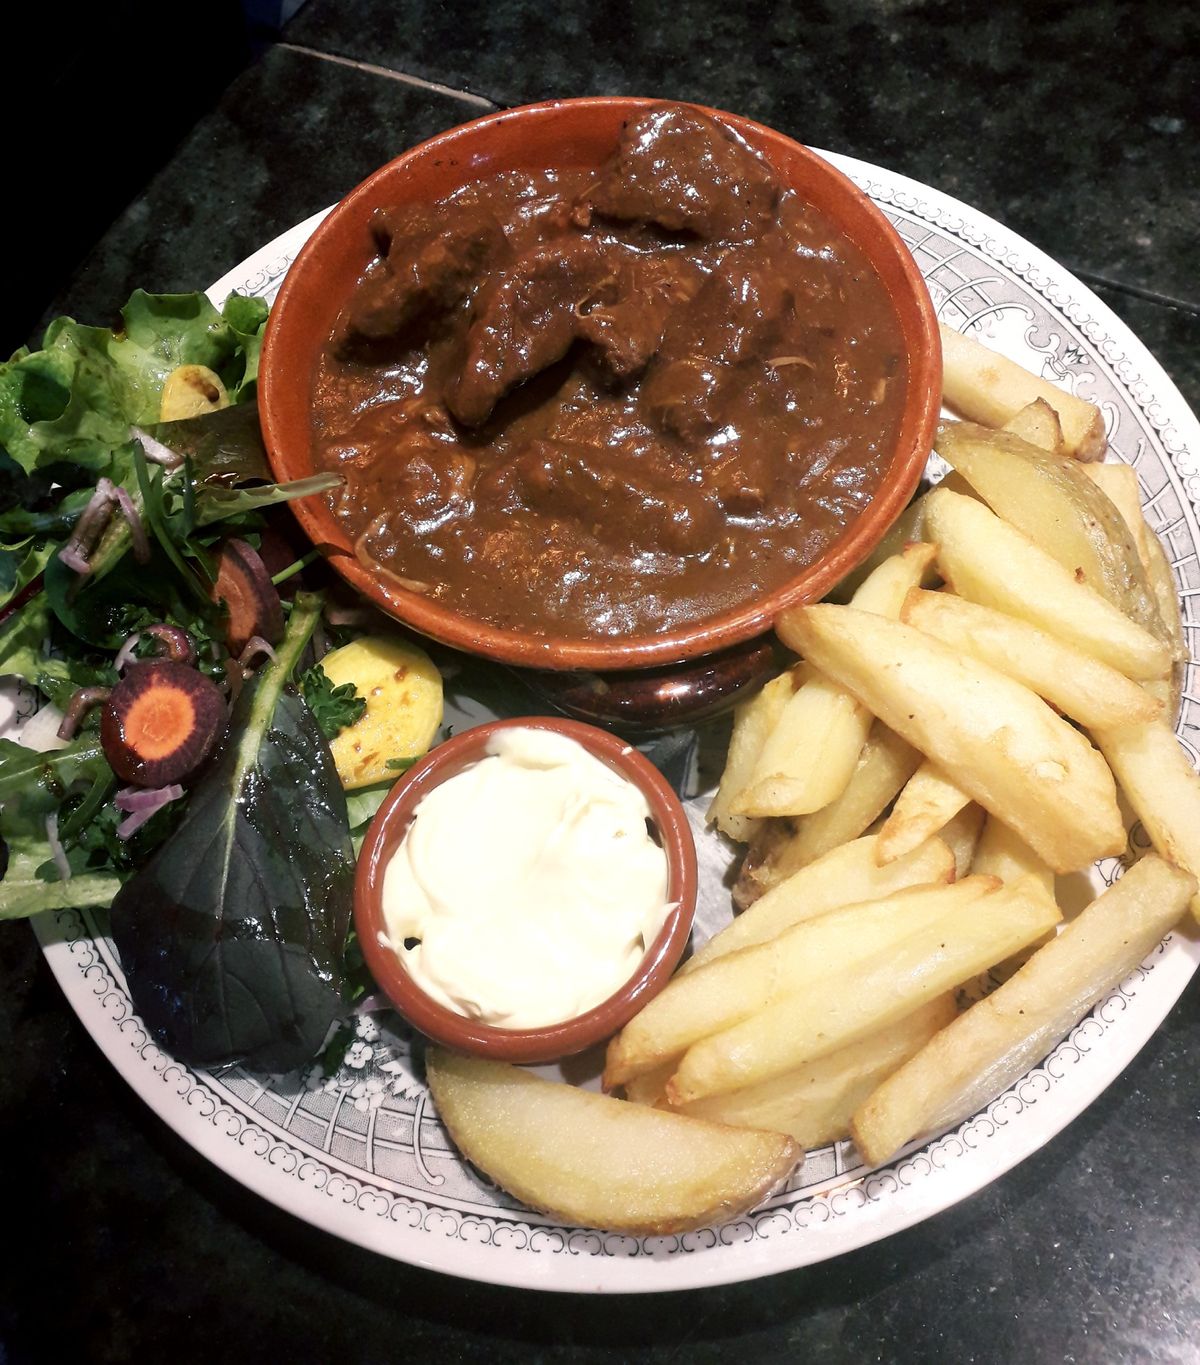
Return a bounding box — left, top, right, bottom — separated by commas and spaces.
114, 783, 185, 839
112, 485, 151, 564
131, 426, 184, 470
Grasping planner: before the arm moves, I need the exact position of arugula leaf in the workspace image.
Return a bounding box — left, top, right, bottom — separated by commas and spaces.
300, 663, 367, 740
0, 810, 122, 919
109, 593, 355, 1072
0, 734, 110, 815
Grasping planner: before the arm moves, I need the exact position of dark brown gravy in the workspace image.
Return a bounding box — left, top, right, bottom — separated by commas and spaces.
312, 105, 907, 639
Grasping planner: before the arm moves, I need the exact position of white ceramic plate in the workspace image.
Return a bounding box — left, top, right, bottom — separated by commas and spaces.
29, 154, 1200, 1293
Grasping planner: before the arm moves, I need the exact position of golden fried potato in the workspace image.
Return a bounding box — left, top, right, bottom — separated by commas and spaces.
901, 588, 1162, 731
876, 761, 970, 865
686, 832, 954, 975
1002, 397, 1065, 455
604, 877, 989, 1089
786, 604, 1125, 872
925, 488, 1170, 681
934, 422, 1164, 642
938, 324, 1105, 459
676, 994, 956, 1147
740, 545, 935, 818
707, 670, 797, 841
850, 855, 1194, 1166
426, 1050, 800, 1235
1093, 720, 1200, 923
666, 876, 1060, 1106
159, 364, 229, 421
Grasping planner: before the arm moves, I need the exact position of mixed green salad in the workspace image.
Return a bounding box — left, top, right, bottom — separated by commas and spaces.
0, 289, 385, 1072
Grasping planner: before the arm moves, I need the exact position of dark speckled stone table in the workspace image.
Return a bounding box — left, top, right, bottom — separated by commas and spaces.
4, 3, 1199, 1360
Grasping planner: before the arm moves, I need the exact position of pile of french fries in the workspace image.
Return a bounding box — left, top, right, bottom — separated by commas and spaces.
605, 323, 1200, 1170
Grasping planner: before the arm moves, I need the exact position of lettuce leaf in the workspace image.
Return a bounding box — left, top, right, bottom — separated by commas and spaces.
0, 291, 267, 476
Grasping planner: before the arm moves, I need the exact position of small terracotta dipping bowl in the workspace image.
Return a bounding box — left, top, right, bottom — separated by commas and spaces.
259, 96, 941, 675
353, 717, 699, 1064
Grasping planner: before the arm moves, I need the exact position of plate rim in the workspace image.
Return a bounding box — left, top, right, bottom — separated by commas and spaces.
33, 150, 1200, 1293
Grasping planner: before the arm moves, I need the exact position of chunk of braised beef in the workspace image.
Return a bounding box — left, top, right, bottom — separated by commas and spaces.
642, 253, 794, 436
488, 440, 722, 558
577, 254, 707, 382
574, 105, 779, 242
448, 238, 618, 427
347, 203, 507, 343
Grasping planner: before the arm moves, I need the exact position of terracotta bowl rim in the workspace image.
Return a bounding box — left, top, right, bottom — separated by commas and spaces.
260, 95, 942, 671
353, 715, 699, 1064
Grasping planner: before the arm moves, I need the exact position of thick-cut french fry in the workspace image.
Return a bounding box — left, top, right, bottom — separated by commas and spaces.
733, 671, 870, 817
1002, 398, 1065, 455
737, 725, 922, 900
676, 995, 957, 1146
603, 878, 998, 1090
925, 488, 1171, 681
1093, 720, 1200, 923
876, 761, 970, 865
740, 545, 936, 818
938, 803, 986, 879
666, 876, 1061, 1105
901, 589, 1162, 731
707, 670, 796, 842
972, 816, 1055, 899
686, 833, 954, 975
829, 476, 976, 605
623, 1062, 675, 1108
934, 422, 1163, 641
788, 604, 1125, 872
850, 855, 1195, 1166
939, 323, 1106, 459
971, 816, 1057, 979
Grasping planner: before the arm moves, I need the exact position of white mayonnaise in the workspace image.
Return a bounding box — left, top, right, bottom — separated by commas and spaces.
381, 726, 672, 1029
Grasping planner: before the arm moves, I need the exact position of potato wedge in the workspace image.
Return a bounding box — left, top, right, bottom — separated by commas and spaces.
925, 488, 1170, 681
686, 832, 954, 975
604, 877, 995, 1089
1093, 720, 1200, 923
1139, 530, 1186, 721
876, 761, 970, 864
742, 545, 936, 818
426, 1049, 800, 1234
850, 855, 1195, 1166
676, 995, 957, 1147
901, 588, 1162, 731
1002, 397, 1065, 455
666, 876, 1061, 1105
938, 323, 1106, 459
322, 635, 443, 789
1080, 462, 1150, 565
934, 422, 1163, 641
708, 670, 796, 841
787, 604, 1124, 872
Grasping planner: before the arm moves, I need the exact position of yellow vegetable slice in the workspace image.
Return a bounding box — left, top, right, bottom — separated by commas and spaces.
321, 635, 443, 789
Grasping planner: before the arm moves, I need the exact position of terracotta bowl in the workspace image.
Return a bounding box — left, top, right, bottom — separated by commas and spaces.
259, 96, 941, 675
353, 716, 698, 1064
